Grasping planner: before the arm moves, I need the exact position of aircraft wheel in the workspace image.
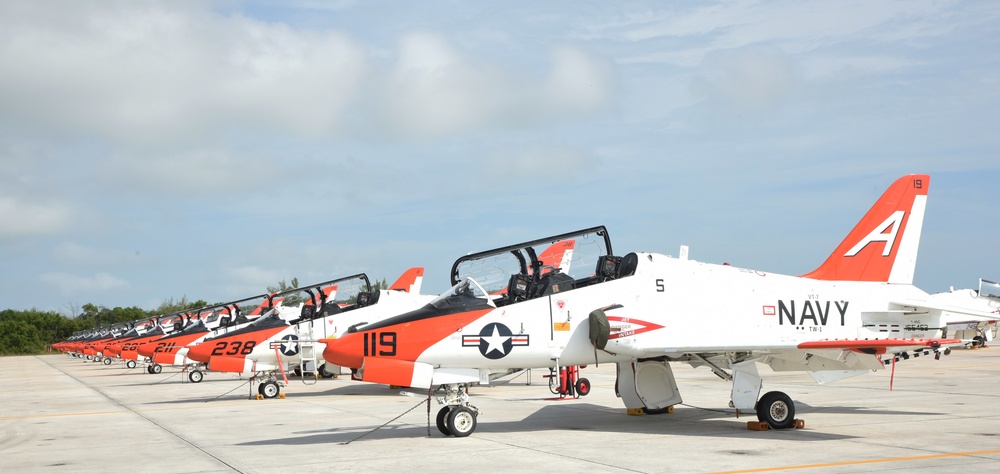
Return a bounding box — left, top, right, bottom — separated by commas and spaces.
188, 370, 204, 383
575, 378, 591, 397
103, 357, 113, 365
436, 407, 453, 436
125, 360, 137, 369
319, 364, 336, 379
261, 381, 280, 399
447, 406, 477, 437
756, 391, 795, 429
150, 363, 162, 375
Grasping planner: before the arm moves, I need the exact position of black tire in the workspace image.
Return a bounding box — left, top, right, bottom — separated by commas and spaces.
447, 406, 477, 437
319, 363, 336, 379
756, 391, 795, 429
103, 357, 113, 365
261, 381, 280, 399
436, 407, 453, 436
576, 378, 591, 397
125, 360, 137, 369
188, 370, 204, 383
150, 364, 162, 375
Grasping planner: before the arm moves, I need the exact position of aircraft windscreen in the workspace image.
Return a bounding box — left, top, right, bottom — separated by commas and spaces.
980, 279, 1000, 300
178, 320, 208, 334
325, 276, 370, 307
247, 310, 285, 328
267, 275, 371, 320
452, 227, 612, 293
429, 278, 494, 310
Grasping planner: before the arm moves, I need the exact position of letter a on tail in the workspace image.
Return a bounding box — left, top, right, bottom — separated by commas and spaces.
803, 174, 929, 284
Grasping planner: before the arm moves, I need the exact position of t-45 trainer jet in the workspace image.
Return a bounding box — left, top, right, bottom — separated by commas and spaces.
186, 268, 431, 398
323, 174, 995, 437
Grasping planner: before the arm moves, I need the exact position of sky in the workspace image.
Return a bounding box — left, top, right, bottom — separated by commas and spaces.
1, 0, 998, 314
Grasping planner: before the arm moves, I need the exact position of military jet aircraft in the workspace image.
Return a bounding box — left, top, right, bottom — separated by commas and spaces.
323, 174, 995, 437
185, 268, 430, 398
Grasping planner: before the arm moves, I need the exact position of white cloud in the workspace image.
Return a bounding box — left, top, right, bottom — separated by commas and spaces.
691, 45, 801, 113
484, 144, 599, 181
543, 44, 615, 115
0, 196, 74, 238
99, 148, 273, 196
0, 1, 369, 146
380, 32, 614, 137
40, 271, 129, 294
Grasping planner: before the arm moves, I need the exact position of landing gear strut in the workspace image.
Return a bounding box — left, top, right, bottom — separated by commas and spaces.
435, 384, 479, 437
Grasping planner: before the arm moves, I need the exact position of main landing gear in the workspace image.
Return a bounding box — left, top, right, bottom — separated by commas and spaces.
252, 373, 284, 400
435, 384, 479, 437
188, 369, 204, 383
755, 391, 795, 430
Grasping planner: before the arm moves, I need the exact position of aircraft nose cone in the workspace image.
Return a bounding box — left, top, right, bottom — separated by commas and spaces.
321, 336, 363, 369
137, 342, 156, 358
186, 341, 214, 363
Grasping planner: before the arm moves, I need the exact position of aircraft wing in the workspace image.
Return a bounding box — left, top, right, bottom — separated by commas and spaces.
616, 337, 959, 385
888, 298, 1000, 321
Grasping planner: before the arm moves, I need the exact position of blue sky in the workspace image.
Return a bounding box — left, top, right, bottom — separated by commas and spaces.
1, 0, 998, 313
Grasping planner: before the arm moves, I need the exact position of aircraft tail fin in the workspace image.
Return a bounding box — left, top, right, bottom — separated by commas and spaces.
537, 239, 576, 274
802, 174, 929, 284
389, 267, 425, 293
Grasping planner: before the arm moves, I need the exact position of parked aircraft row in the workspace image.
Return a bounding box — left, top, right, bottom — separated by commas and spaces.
53, 174, 1000, 437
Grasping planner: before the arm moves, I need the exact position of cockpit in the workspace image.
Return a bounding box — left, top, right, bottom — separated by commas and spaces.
449, 226, 638, 307
429, 278, 494, 311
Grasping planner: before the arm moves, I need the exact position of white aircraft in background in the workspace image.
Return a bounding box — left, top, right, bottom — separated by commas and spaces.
323, 174, 997, 437
931, 279, 1000, 347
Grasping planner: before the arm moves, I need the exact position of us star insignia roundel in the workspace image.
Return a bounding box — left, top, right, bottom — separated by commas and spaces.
462, 322, 529, 359
279, 334, 299, 356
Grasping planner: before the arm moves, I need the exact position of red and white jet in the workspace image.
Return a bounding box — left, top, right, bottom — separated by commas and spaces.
135, 294, 272, 375
322, 174, 996, 436
185, 268, 432, 398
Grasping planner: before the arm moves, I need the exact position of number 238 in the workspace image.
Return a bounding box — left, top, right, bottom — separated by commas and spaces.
211, 340, 256, 356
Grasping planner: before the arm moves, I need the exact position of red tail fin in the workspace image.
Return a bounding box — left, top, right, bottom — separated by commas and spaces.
389, 267, 424, 293
536, 239, 576, 274
802, 175, 929, 284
